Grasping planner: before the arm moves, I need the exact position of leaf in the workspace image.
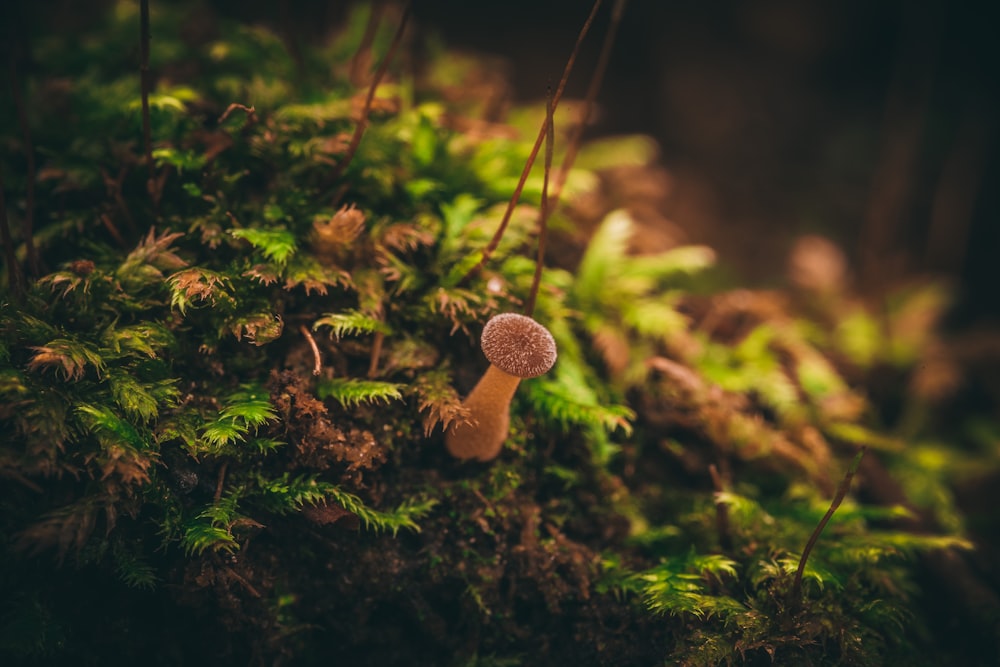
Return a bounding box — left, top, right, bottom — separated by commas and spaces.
219, 393, 277, 428
253, 473, 436, 535
152, 147, 207, 173
413, 367, 469, 435
181, 491, 252, 556
322, 486, 437, 535
624, 245, 717, 282
166, 268, 234, 315
621, 552, 745, 620
622, 297, 690, 343
111, 540, 158, 590
229, 312, 284, 345
527, 379, 634, 436
182, 521, 239, 556
28, 339, 105, 380
116, 228, 187, 288
574, 134, 660, 170
75, 403, 149, 452
317, 378, 404, 408
575, 209, 633, 306
282, 255, 353, 295
825, 422, 903, 453
312, 205, 366, 259
313, 310, 391, 339
439, 194, 483, 250
102, 323, 174, 358
108, 371, 161, 422
231, 227, 297, 267
200, 419, 246, 452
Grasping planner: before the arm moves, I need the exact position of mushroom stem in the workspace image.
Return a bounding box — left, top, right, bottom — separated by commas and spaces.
445, 365, 521, 461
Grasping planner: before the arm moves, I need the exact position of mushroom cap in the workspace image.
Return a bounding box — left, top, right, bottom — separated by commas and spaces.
480, 313, 557, 378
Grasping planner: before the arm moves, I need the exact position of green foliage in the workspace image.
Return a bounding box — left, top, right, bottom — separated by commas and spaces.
231, 227, 298, 267
317, 378, 405, 408
181, 491, 245, 556
314, 310, 392, 338
0, 2, 996, 666
617, 551, 744, 619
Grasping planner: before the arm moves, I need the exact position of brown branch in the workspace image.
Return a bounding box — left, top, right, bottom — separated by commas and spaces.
300, 325, 322, 376
8, 56, 39, 276
328, 1, 411, 186
525, 90, 555, 318
791, 446, 867, 603
458, 0, 605, 285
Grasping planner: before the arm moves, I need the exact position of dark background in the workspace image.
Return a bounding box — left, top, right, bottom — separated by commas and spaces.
5, 0, 999, 323
408, 0, 1000, 325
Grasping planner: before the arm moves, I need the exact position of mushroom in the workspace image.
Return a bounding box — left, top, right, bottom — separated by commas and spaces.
445, 313, 557, 461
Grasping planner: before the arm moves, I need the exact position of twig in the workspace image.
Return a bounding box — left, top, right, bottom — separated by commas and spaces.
225, 566, 262, 598
549, 0, 627, 208
458, 0, 605, 285
300, 325, 322, 376
9, 56, 39, 276
328, 1, 411, 186
213, 461, 228, 503
791, 446, 867, 603
524, 90, 555, 318
139, 0, 155, 197
708, 463, 732, 552
367, 330, 384, 378
0, 172, 24, 299
100, 213, 129, 250
217, 103, 257, 126
102, 167, 138, 236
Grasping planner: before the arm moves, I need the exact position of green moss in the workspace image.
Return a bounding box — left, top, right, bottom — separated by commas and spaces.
1, 2, 998, 666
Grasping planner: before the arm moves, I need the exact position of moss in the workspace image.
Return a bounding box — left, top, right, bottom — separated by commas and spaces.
1, 2, 999, 665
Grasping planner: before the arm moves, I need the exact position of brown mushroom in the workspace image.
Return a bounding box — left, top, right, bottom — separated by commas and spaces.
445, 313, 558, 461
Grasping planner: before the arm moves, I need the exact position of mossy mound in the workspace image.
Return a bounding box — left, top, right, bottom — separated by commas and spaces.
2, 3, 998, 665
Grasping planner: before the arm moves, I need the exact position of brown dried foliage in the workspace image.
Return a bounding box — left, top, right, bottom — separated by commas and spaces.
268, 371, 386, 476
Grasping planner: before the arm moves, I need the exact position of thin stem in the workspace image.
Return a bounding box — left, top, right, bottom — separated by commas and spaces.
709, 463, 732, 552
300, 325, 322, 376
100, 213, 129, 250
367, 330, 385, 378
791, 446, 867, 602
328, 1, 411, 186
550, 0, 627, 208
217, 103, 256, 126
458, 0, 605, 285
9, 56, 39, 276
139, 0, 154, 192
524, 90, 554, 318
213, 461, 228, 503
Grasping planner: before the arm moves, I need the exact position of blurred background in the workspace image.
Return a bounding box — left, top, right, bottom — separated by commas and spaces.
5, 0, 999, 323
411, 0, 1000, 327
